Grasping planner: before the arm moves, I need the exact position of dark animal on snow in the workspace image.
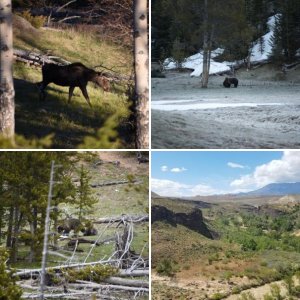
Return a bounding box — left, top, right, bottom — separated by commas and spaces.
223, 77, 238, 88
37, 62, 111, 107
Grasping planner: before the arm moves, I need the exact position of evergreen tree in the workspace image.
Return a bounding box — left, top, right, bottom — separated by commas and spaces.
0, 248, 22, 299
0, 152, 77, 263
75, 165, 97, 222
270, 0, 300, 62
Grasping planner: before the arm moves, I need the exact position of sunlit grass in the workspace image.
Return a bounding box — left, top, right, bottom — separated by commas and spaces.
13, 18, 134, 148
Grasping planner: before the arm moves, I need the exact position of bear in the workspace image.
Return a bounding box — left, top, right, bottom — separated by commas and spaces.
57, 218, 82, 235
223, 77, 238, 88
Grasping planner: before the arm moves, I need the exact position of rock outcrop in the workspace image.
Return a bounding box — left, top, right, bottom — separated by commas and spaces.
152, 205, 214, 239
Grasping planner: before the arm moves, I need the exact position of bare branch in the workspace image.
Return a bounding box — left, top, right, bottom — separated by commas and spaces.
56, 0, 77, 12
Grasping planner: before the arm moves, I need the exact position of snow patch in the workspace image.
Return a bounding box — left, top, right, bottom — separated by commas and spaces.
250, 15, 279, 62
152, 100, 284, 111
164, 15, 280, 77
165, 48, 231, 77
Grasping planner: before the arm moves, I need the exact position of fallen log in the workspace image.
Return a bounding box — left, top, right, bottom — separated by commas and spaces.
13, 48, 70, 66
94, 215, 148, 224
90, 179, 138, 187
14, 262, 148, 278
21, 292, 126, 299
102, 276, 148, 288
13, 48, 132, 83
73, 280, 149, 292
67, 238, 102, 247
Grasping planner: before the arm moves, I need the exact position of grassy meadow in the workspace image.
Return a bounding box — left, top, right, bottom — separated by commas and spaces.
13, 16, 134, 148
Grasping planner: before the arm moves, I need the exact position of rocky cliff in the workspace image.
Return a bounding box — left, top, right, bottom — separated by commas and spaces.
152, 205, 214, 239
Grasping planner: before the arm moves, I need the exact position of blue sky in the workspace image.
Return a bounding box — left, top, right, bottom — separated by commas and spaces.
151, 151, 300, 197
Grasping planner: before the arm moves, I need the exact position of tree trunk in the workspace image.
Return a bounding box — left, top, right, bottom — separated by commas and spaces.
11, 207, 22, 263
201, 0, 209, 88
6, 205, 14, 249
133, 0, 149, 149
28, 222, 35, 263
0, 0, 15, 139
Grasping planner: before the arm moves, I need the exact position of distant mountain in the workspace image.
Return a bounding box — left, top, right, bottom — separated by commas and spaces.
241, 182, 300, 196
151, 191, 160, 198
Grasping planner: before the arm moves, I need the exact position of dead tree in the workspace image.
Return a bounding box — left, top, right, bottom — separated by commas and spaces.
40, 161, 56, 300
0, 0, 15, 139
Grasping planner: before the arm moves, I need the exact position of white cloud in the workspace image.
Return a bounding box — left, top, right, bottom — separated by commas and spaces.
170, 167, 187, 173
161, 165, 168, 172
227, 162, 245, 169
230, 151, 300, 189
151, 178, 219, 197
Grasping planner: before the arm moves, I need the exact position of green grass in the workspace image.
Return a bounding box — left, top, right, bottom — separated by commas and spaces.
13, 17, 134, 148
8, 154, 149, 269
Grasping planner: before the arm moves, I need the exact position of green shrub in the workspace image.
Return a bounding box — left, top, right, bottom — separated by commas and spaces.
270, 283, 283, 300
284, 276, 295, 295
263, 295, 273, 300
232, 286, 241, 294
260, 261, 268, 267
17, 10, 46, 28
211, 293, 225, 300
241, 239, 257, 251
0, 248, 22, 299
239, 292, 255, 300
156, 258, 179, 277
65, 265, 117, 283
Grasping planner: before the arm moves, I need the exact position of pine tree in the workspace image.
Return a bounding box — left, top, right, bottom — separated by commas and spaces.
0, 152, 77, 263
0, 248, 22, 299
75, 165, 97, 222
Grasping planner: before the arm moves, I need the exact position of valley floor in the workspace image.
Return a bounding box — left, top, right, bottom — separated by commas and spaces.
152, 69, 300, 149
152, 273, 299, 300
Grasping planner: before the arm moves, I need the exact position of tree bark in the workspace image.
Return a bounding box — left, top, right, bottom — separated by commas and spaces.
11, 207, 23, 263
134, 0, 149, 149
0, 0, 15, 138
6, 205, 14, 249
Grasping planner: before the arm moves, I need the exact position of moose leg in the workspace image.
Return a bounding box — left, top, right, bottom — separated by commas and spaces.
37, 81, 48, 101
79, 85, 92, 107
68, 86, 75, 104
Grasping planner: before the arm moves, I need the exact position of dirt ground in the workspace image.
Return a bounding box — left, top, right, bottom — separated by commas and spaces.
151, 65, 300, 149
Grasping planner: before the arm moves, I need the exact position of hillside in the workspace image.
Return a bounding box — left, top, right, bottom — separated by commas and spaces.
13, 13, 134, 149
152, 195, 300, 300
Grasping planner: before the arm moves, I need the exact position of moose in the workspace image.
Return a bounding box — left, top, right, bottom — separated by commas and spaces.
223, 77, 239, 88
37, 62, 111, 107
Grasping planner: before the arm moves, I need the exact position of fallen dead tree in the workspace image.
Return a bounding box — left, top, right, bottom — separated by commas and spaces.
94, 215, 148, 224
16, 217, 148, 299
22, 291, 128, 300
90, 179, 139, 187
13, 48, 70, 67
13, 48, 133, 84
102, 277, 148, 288
15, 264, 148, 279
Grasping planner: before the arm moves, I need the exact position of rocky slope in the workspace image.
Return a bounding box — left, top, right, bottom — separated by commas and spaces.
151, 205, 214, 239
